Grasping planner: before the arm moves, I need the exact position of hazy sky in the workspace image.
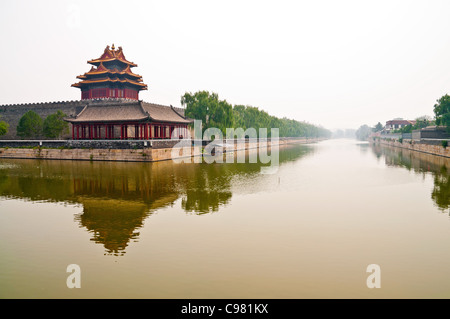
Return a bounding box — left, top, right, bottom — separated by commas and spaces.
1, 0, 450, 130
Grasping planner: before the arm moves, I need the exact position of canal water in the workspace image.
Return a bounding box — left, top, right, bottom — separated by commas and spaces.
0, 139, 449, 298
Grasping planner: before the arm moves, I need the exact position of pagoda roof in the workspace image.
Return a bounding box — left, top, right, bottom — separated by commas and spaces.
73, 45, 147, 91
71, 77, 148, 90
88, 44, 137, 67
142, 102, 192, 123
76, 63, 143, 80
65, 100, 192, 124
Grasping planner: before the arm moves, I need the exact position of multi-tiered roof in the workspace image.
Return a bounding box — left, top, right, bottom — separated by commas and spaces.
72, 44, 147, 100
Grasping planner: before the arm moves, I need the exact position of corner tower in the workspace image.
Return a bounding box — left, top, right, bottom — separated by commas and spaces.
72, 44, 148, 100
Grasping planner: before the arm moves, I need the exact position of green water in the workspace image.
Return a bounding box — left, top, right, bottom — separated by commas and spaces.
0, 139, 449, 298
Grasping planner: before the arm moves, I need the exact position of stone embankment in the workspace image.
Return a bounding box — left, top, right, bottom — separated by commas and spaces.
0, 137, 324, 162
373, 137, 449, 158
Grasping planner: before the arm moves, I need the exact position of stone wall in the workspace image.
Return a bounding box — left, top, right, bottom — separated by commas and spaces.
0, 100, 85, 140
0, 137, 324, 162
374, 138, 450, 158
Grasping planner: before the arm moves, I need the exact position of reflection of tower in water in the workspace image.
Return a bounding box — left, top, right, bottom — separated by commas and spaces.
75, 200, 149, 256
71, 169, 180, 256
0, 144, 315, 255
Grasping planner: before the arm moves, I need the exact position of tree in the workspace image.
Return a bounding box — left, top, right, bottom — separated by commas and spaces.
43, 110, 69, 138
433, 94, 450, 131
181, 90, 331, 138
414, 115, 433, 130
355, 124, 371, 140
373, 122, 383, 132
0, 118, 8, 136
181, 91, 221, 132
17, 110, 43, 138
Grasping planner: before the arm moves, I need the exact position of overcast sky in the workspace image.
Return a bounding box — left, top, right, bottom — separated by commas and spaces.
1, 0, 450, 130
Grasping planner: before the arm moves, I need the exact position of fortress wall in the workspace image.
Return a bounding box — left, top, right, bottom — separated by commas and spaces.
0, 101, 85, 139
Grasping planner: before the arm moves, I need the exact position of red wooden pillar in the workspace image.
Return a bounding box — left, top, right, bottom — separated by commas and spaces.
72, 124, 75, 140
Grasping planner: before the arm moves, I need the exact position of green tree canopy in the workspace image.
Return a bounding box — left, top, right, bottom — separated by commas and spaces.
17, 110, 43, 138
181, 91, 331, 138
43, 110, 69, 138
0, 118, 9, 136
434, 94, 450, 131
373, 122, 383, 132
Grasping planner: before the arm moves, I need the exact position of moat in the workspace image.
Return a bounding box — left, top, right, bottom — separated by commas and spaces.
1, 139, 449, 298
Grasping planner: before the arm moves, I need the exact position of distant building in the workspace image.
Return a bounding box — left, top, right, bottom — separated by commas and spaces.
384, 118, 416, 133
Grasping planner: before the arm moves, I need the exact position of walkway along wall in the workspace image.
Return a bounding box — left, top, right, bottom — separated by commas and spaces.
0, 137, 324, 162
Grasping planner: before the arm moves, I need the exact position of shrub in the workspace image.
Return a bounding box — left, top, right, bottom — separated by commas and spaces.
442, 140, 448, 149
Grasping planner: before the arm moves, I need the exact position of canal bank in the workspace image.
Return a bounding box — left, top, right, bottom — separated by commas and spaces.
373, 137, 450, 158
0, 137, 324, 162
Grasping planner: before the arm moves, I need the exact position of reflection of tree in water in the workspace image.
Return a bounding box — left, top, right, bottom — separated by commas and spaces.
0, 144, 314, 254
370, 143, 450, 212
432, 166, 450, 211
180, 165, 236, 214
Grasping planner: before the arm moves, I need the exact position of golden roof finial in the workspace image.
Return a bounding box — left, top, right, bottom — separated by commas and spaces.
111, 43, 115, 50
